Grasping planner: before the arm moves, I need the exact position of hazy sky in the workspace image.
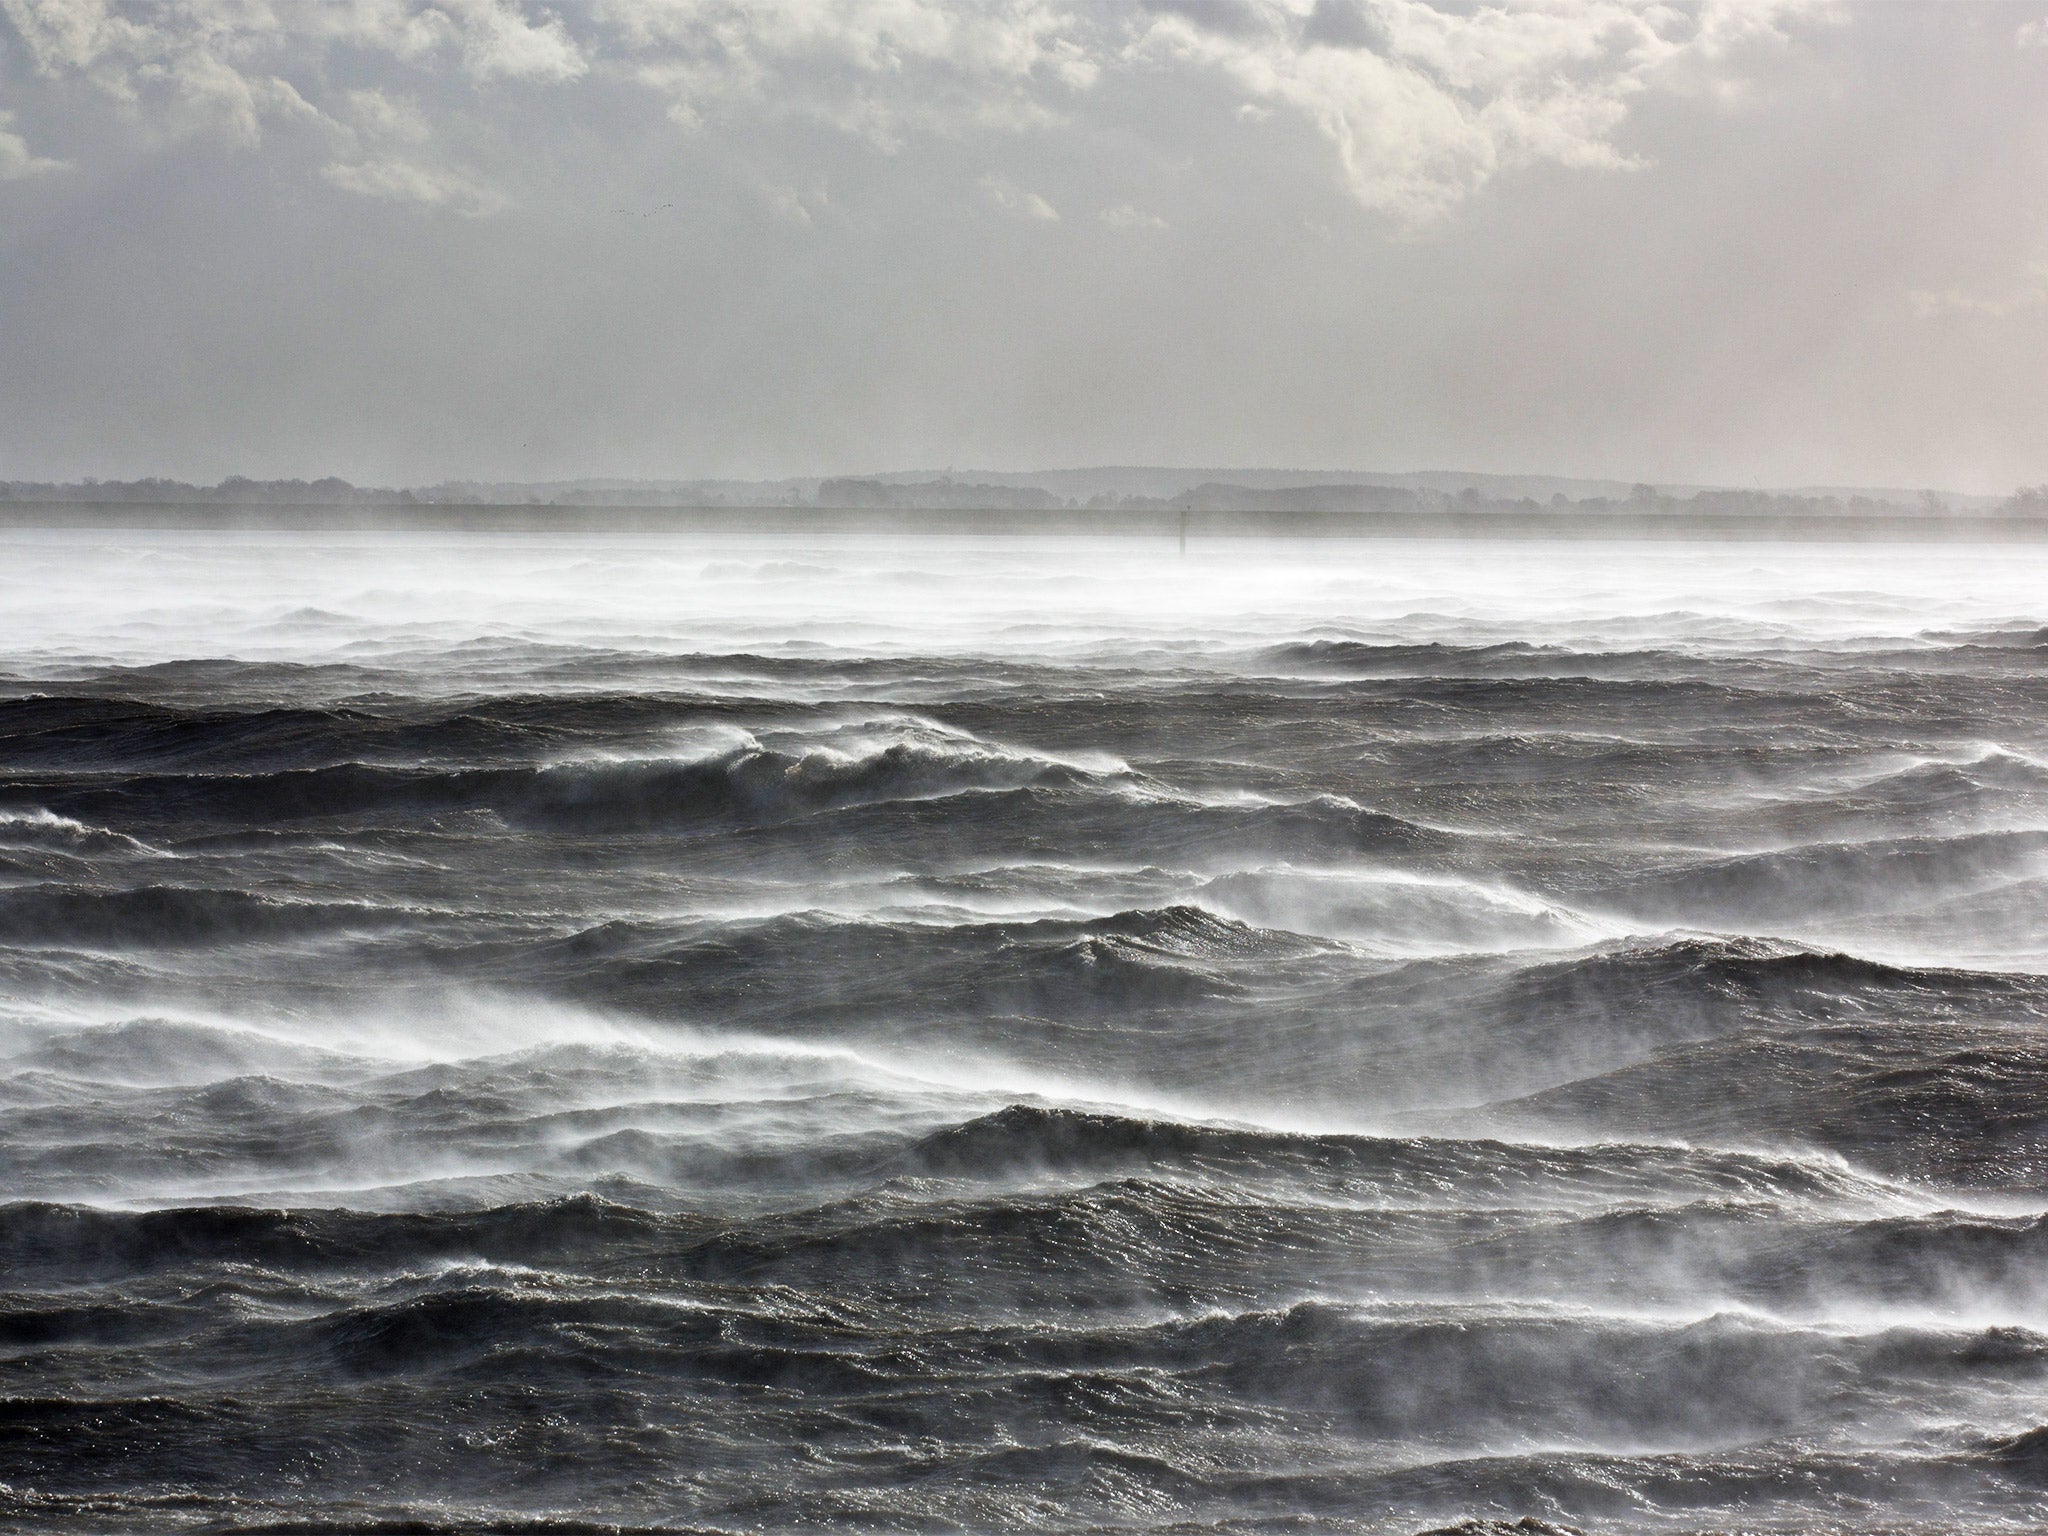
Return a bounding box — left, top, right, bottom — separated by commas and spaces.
3, 0, 2047, 490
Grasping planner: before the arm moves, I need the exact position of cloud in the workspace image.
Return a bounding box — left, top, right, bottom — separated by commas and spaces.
338, 86, 432, 145
0, 0, 326, 145
1099, 202, 1164, 230
319, 154, 505, 213
437, 0, 585, 81
757, 178, 826, 227
0, 0, 581, 145
0, 0, 1836, 222
1132, 0, 1835, 226
320, 86, 505, 212
979, 172, 1057, 220
610, 0, 1094, 146
0, 109, 66, 177
1908, 264, 2048, 320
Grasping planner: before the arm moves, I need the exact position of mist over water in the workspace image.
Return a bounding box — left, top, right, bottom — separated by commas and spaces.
7, 528, 2048, 1534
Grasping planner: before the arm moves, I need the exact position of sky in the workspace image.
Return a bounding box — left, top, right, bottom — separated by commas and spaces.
2, 0, 2048, 491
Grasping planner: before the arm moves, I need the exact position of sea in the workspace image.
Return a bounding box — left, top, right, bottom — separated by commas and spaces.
5, 526, 2048, 1535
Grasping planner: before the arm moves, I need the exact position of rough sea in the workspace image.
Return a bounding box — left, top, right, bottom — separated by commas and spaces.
6, 528, 2048, 1536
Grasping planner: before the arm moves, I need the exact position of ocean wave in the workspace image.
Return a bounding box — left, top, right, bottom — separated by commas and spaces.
1199, 866, 1603, 954
1262, 639, 1551, 671
0, 884, 422, 949
12, 727, 1157, 836
0, 1195, 671, 1284
890, 1104, 1879, 1208
1492, 1017, 2048, 1186
1588, 829, 2048, 925
0, 805, 160, 855
4, 1271, 2030, 1454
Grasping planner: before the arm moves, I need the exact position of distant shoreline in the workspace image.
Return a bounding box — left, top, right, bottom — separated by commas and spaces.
3, 502, 2046, 542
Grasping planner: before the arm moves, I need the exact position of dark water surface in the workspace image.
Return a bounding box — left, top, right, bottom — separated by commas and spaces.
6, 531, 2048, 1534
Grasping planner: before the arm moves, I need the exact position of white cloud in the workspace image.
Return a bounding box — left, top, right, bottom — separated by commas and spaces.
321, 86, 504, 212
608, 0, 1092, 147
0, 0, 319, 144
0, 109, 66, 177
436, 0, 584, 81
1909, 264, 2048, 320
0, 0, 1836, 222
979, 171, 1057, 220
2020, 17, 2048, 49
0, 0, 581, 145
1132, 0, 1835, 226
320, 153, 505, 212
339, 86, 432, 144
1099, 202, 1164, 230
758, 178, 825, 226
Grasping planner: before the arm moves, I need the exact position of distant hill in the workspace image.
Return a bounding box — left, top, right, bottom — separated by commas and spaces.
0, 469, 2015, 514
816, 477, 1060, 510
845, 467, 2006, 511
